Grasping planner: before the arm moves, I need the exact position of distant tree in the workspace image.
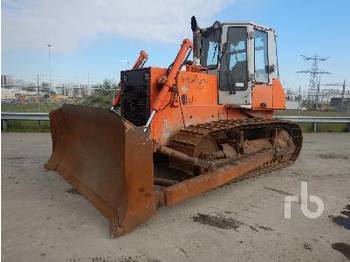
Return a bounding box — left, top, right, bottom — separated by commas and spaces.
102, 79, 118, 89
82, 79, 117, 108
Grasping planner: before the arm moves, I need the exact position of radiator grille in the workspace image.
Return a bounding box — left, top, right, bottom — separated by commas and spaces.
120, 69, 150, 126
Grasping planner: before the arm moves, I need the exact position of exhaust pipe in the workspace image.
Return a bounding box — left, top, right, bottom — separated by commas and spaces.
191, 16, 201, 66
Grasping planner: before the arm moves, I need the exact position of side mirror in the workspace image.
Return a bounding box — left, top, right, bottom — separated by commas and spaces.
266, 65, 276, 73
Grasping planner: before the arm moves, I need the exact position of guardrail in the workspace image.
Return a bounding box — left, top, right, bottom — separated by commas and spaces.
1, 112, 49, 131
1, 112, 50, 121
1, 112, 350, 132
275, 116, 350, 123
275, 116, 350, 132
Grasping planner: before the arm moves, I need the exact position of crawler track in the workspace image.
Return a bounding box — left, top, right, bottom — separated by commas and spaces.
167, 118, 302, 177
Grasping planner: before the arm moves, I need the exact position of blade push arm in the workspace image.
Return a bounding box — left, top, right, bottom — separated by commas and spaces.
132, 50, 148, 69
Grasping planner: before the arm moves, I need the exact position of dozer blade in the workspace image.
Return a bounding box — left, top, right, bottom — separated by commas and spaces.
45, 104, 155, 237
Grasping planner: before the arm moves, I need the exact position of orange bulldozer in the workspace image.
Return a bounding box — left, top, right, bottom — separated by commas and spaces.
46, 17, 302, 237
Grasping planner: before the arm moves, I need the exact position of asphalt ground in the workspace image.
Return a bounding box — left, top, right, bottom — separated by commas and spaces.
2, 133, 350, 262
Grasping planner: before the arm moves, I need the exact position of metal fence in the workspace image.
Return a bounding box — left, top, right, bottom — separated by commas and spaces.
1, 112, 350, 132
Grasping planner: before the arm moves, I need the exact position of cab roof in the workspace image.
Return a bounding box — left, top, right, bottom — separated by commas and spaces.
222, 22, 274, 32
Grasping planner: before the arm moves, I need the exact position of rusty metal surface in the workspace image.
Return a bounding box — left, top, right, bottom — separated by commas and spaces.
45, 104, 155, 237
164, 149, 274, 206
163, 145, 296, 206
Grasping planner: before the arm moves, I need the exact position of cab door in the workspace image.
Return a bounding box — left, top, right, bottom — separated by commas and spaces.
218, 24, 254, 107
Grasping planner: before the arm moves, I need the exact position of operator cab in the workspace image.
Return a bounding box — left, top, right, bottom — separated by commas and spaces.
192, 17, 280, 108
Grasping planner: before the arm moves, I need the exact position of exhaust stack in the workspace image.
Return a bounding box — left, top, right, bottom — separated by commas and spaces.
191, 16, 201, 66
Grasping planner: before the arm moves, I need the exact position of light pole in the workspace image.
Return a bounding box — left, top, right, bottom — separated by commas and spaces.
47, 44, 52, 89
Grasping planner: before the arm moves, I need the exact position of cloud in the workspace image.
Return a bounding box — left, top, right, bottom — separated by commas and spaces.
2, 0, 232, 53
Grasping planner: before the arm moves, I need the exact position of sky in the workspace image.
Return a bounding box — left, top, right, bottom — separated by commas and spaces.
1, 0, 349, 90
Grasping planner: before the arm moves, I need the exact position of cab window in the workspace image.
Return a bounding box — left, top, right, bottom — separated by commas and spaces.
201, 28, 221, 69
206, 41, 220, 67
254, 30, 269, 83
